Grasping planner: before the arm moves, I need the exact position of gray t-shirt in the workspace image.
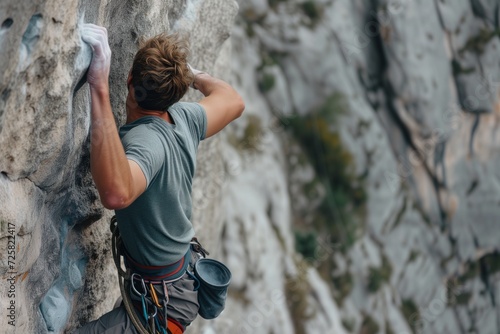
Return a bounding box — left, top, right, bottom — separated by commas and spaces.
115, 102, 207, 266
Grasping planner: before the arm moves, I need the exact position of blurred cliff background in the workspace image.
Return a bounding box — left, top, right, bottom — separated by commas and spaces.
1, 0, 500, 333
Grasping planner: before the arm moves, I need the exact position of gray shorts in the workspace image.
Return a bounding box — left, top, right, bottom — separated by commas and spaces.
74, 272, 199, 334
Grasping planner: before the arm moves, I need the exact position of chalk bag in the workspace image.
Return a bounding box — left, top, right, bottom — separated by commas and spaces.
194, 258, 231, 319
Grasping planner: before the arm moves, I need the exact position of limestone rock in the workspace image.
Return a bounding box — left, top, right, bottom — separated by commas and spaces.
2, 0, 500, 333
0, 0, 239, 333
226, 0, 500, 333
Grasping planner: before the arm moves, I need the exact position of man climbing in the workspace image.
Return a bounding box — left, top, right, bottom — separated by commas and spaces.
76, 23, 244, 333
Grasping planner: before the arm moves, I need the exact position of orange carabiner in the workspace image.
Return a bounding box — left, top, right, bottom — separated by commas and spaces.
149, 283, 162, 308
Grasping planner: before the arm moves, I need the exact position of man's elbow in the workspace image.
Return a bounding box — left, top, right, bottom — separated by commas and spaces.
233, 94, 245, 119
100, 192, 133, 210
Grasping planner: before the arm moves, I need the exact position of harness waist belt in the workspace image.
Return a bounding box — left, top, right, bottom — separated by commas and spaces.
124, 248, 190, 281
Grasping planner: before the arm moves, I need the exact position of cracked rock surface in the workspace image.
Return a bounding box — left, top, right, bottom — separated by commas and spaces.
219, 0, 500, 333
0, 0, 236, 333
2, 0, 500, 333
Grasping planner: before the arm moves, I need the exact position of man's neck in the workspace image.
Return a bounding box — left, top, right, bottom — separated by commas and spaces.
125, 101, 174, 125
125, 85, 174, 125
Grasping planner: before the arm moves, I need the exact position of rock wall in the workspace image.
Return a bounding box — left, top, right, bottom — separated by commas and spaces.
2, 0, 500, 333
223, 0, 500, 333
0, 0, 238, 333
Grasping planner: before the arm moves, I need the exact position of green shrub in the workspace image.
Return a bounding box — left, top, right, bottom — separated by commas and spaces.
300, 1, 322, 25
228, 115, 263, 152
401, 299, 420, 334
268, 0, 288, 9
459, 28, 500, 55
295, 230, 317, 260
285, 93, 366, 252
286, 94, 359, 193
407, 250, 420, 263
367, 255, 393, 293
454, 291, 472, 305
451, 59, 475, 75
457, 260, 479, 284
482, 252, 500, 274
341, 318, 355, 331
256, 50, 287, 72
258, 72, 276, 92
332, 271, 353, 304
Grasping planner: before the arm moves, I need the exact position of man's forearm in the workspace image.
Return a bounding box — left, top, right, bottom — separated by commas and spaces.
193, 72, 236, 97
194, 72, 244, 111
89, 86, 134, 208
192, 69, 245, 138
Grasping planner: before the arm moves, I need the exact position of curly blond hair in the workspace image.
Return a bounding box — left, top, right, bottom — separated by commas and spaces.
131, 33, 193, 111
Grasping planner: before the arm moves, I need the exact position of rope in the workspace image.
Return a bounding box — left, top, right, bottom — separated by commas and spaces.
110, 217, 152, 334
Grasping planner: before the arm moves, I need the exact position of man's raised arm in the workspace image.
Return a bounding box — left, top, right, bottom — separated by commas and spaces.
191, 67, 245, 138
82, 24, 146, 210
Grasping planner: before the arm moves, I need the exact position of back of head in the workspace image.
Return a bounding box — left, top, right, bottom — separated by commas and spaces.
131, 33, 193, 111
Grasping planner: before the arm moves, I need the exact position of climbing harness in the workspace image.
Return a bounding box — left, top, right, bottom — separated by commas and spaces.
110, 216, 229, 333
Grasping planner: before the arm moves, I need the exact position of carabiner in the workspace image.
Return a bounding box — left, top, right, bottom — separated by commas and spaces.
140, 295, 148, 321
149, 283, 162, 308
162, 280, 170, 305
148, 305, 158, 333
131, 273, 147, 297
148, 305, 158, 319
131, 273, 149, 322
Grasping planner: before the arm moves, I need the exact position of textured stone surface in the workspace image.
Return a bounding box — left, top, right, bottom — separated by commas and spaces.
2, 0, 500, 333
226, 0, 500, 333
0, 0, 238, 333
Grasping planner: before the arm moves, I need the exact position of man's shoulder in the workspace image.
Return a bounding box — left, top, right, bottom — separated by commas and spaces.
120, 119, 147, 137
119, 118, 164, 142
170, 102, 206, 126
170, 101, 203, 113
170, 102, 207, 141
171, 101, 197, 108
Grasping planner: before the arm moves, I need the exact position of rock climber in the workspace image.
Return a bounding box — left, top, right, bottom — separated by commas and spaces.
75, 23, 244, 333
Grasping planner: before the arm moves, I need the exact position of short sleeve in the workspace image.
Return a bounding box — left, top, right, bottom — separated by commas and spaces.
193, 103, 208, 140
121, 125, 165, 188
172, 102, 207, 141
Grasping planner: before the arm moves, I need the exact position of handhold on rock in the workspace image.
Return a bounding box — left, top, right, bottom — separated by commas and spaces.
40, 284, 70, 332
1, 18, 13, 30
22, 14, 43, 55
74, 21, 93, 92
68, 261, 84, 290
